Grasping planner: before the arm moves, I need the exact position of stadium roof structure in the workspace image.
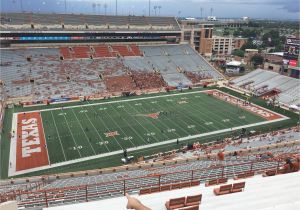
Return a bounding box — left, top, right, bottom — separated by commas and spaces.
46, 172, 300, 210
0, 13, 181, 32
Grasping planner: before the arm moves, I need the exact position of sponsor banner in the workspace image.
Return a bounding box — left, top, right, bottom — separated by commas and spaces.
206, 90, 283, 121
16, 112, 49, 171
289, 60, 298, 67
50, 97, 71, 103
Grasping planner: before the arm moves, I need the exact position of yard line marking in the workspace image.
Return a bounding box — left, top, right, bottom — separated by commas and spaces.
158, 99, 203, 134
184, 97, 233, 129
166, 97, 211, 132
19, 90, 211, 113
126, 101, 172, 141
109, 104, 148, 145
119, 105, 160, 143
50, 111, 67, 161
18, 89, 289, 123
83, 104, 123, 150
70, 108, 96, 155
60, 109, 82, 158
78, 107, 111, 153
101, 105, 136, 148
201, 95, 254, 126
153, 100, 193, 136
40, 113, 51, 166
9, 117, 292, 176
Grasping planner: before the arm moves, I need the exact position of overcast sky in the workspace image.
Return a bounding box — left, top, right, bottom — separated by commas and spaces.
1, 0, 299, 20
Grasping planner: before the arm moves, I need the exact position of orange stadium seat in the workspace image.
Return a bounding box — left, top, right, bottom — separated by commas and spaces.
190, 180, 200, 187
171, 183, 182, 190
165, 197, 186, 210
180, 181, 191, 188
231, 182, 246, 193
213, 184, 232, 196
160, 185, 172, 192
150, 186, 160, 193
185, 194, 202, 206
176, 206, 199, 210
139, 188, 151, 195
205, 179, 218, 187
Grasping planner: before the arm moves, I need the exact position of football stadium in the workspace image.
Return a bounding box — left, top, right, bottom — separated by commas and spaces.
0, 2, 299, 210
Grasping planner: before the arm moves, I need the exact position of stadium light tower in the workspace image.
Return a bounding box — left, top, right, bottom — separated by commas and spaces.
64, 0, 67, 13
158, 6, 161, 16
200, 7, 203, 19
104, 3, 108, 15
154, 6, 157, 16
97, 3, 101, 15
178, 10, 181, 18
92, 2, 96, 14
148, 0, 151, 16
116, 0, 118, 15
20, 0, 23, 12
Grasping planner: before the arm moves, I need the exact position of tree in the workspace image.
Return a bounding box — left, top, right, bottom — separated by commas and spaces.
223, 28, 230, 36
232, 49, 245, 57
251, 54, 264, 67
260, 30, 286, 51
241, 39, 257, 51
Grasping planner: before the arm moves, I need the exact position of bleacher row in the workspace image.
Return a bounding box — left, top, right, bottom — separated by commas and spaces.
0, 13, 180, 31
230, 69, 300, 106
0, 159, 285, 208
0, 44, 221, 101
0, 125, 299, 208
60, 44, 142, 59
0, 136, 299, 207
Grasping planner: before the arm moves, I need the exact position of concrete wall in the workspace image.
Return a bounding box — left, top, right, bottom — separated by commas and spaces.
0, 201, 18, 210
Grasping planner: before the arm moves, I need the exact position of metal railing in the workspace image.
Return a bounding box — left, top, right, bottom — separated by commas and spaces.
1, 159, 284, 208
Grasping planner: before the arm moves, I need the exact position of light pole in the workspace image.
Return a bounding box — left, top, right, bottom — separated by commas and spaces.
104, 3, 107, 15
158, 6, 161, 16
92, 3, 96, 14
178, 10, 181, 18
148, 0, 151, 16
154, 6, 157, 16
97, 3, 101, 15
200, 7, 203, 19
20, 0, 23, 12
116, 0, 118, 15
64, 0, 67, 13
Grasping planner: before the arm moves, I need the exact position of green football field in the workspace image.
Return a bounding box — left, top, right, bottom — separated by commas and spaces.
41, 90, 266, 165
3, 87, 299, 178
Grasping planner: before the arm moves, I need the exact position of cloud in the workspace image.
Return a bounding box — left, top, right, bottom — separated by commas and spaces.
184, 0, 300, 13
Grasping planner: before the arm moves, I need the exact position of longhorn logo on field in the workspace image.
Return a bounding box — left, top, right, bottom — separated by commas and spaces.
146, 112, 160, 119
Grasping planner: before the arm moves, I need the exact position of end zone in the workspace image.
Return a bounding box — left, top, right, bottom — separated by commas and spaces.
9, 112, 49, 177
205, 90, 287, 121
